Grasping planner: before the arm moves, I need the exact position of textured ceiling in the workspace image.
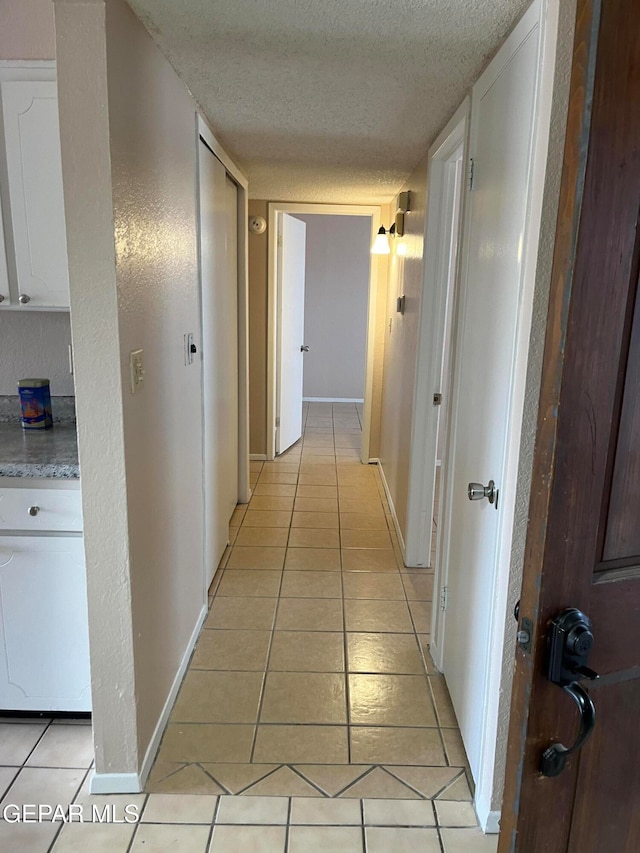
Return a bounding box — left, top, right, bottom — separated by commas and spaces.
127, 0, 530, 203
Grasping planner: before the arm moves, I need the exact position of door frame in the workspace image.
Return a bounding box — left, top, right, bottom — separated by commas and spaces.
197, 115, 250, 600
266, 203, 382, 462
431, 0, 562, 830
404, 99, 469, 569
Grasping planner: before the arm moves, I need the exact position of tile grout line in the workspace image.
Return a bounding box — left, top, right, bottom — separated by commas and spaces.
123, 788, 149, 853
284, 794, 292, 852
248, 536, 288, 764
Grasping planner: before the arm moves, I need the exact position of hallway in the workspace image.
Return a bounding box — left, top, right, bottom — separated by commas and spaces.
148, 403, 472, 801
0, 403, 496, 852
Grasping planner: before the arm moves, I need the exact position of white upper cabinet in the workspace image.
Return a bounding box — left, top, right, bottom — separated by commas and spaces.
0, 80, 70, 309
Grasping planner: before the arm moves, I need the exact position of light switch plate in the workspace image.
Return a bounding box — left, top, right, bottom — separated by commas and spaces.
129, 349, 144, 393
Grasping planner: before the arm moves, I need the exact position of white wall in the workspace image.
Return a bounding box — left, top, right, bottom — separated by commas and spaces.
296, 214, 370, 400
55, 0, 207, 786
378, 157, 429, 542
0, 0, 55, 60
0, 312, 74, 395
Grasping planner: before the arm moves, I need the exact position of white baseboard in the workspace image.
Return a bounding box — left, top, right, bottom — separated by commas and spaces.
89, 772, 141, 795
250, 453, 267, 461
303, 397, 364, 403
377, 461, 406, 564
89, 603, 208, 795
476, 803, 501, 834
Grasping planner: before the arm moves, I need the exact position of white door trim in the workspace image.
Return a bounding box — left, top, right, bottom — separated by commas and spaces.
197, 115, 250, 506
404, 98, 470, 570
267, 203, 381, 461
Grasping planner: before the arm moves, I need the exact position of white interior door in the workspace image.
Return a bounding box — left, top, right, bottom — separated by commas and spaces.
199, 140, 239, 587
441, 9, 541, 782
405, 109, 467, 569
276, 213, 306, 454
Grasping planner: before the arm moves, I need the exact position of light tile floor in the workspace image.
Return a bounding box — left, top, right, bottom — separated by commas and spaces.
0, 403, 497, 851
0, 722, 495, 852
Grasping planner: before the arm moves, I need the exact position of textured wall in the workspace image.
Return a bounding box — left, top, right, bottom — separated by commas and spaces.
55, 0, 207, 781
296, 214, 370, 400
55, 0, 139, 778
0, 0, 55, 59
104, 0, 205, 765
0, 312, 74, 395
378, 154, 430, 540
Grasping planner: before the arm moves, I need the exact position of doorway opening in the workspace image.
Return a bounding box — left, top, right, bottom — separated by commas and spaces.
267, 204, 382, 464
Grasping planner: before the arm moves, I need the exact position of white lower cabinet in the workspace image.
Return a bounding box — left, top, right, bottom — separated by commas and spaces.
0, 487, 91, 712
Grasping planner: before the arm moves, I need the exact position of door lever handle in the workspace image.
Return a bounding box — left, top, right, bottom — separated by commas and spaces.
540, 682, 596, 777
541, 607, 599, 776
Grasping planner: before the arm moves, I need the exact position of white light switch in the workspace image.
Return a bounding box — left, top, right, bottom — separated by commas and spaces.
129, 349, 145, 394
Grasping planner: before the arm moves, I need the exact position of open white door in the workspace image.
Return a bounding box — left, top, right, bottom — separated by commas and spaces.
276, 213, 306, 454
199, 139, 239, 587
437, 0, 553, 820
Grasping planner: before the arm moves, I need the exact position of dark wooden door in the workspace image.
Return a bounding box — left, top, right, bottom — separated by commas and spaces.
500, 0, 640, 850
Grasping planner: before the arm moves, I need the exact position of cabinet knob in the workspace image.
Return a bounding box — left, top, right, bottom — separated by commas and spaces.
28, 506, 40, 516
18, 294, 31, 304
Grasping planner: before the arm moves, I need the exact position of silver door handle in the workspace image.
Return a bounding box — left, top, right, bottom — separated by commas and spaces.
468, 480, 498, 507
300, 345, 309, 352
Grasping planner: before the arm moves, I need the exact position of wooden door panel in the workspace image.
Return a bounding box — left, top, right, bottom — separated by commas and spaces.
568, 679, 640, 850
601, 269, 640, 565
590, 582, 640, 674
500, 0, 640, 850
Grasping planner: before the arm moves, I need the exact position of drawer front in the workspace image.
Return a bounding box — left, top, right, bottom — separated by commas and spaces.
0, 488, 82, 532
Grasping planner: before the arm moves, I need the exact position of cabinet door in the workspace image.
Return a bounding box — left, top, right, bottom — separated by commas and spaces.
1, 81, 70, 308
0, 536, 91, 711
0, 188, 10, 306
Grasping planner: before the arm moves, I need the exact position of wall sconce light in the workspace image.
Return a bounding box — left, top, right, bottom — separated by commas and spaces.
395, 191, 411, 237
371, 223, 396, 254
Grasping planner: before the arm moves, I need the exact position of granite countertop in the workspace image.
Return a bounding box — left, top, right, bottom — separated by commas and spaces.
0, 422, 79, 479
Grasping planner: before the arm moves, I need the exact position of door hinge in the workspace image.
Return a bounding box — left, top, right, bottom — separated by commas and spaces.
468, 158, 475, 191
277, 232, 283, 248
433, 392, 442, 406
275, 417, 280, 427
440, 586, 448, 611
